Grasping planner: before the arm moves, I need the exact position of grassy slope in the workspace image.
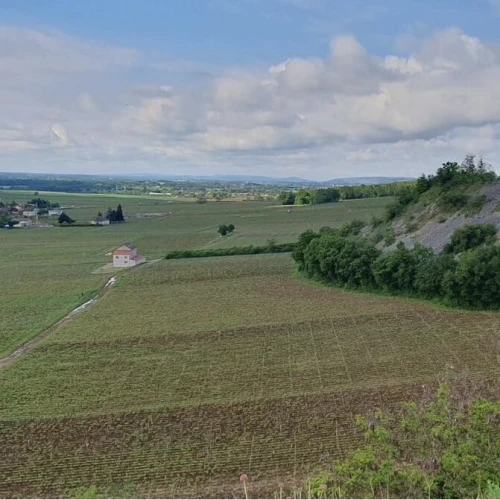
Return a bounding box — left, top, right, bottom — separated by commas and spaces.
1, 254, 500, 497
0, 193, 389, 357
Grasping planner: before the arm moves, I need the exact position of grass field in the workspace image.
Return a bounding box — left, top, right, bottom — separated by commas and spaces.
2, 251, 500, 498
0, 191, 389, 357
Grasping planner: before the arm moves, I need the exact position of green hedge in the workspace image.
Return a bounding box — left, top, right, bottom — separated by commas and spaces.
166, 242, 296, 259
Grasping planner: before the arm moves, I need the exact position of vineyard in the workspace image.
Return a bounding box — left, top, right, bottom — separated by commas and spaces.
0, 192, 388, 358
2, 253, 500, 497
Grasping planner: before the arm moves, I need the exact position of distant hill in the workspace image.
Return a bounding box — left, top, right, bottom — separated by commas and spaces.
156, 174, 415, 186
326, 176, 414, 186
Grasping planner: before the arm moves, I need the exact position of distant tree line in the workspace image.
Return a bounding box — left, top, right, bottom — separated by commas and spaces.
293, 222, 500, 310
278, 182, 414, 205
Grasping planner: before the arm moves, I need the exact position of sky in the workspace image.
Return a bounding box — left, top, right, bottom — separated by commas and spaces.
1, 0, 500, 180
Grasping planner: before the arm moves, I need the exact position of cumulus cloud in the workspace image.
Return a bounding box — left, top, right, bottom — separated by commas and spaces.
1, 25, 500, 178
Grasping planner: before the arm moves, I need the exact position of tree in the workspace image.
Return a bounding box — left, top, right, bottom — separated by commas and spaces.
58, 212, 75, 224
97, 211, 102, 217
461, 154, 476, 174
227, 224, 235, 233
279, 191, 296, 205
116, 204, 124, 222
218, 225, 227, 236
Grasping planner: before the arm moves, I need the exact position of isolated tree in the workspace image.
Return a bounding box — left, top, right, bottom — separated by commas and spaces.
461, 154, 476, 174
58, 212, 75, 224
97, 211, 102, 217
218, 225, 227, 236
227, 224, 235, 233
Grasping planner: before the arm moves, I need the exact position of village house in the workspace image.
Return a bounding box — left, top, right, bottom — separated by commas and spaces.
22, 206, 39, 217
48, 209, 62, 216
14, 219, 33, 228
91, 216, 110, 226
112, 243, 146, 268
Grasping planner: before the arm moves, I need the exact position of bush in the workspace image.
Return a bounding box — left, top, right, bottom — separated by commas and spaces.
443, 245, 500, 309
438, 191, 469, 212
339, 219, 365, 237
443, 224, 497, 255
295, 224, 500, 310
307, 382, 500, 499
165, 243, 296, 260
464, 194, 487, 215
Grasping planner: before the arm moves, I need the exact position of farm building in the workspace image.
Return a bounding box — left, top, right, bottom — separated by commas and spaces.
112, 243, 146, 268
22, 207, 39, 217
91, 216, 110, 226
48, 210, 62, 216
14, 219, 33, 228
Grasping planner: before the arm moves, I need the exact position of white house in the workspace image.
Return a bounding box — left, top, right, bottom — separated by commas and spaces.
112, 243, 146, 267
23, 207, 39, 217
48, 210, 62, 216
14, 219, 33, 228
91, 216, 110, 226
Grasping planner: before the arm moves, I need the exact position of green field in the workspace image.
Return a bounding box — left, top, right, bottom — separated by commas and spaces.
2, 234, 500, 496
0, 191, 389, 357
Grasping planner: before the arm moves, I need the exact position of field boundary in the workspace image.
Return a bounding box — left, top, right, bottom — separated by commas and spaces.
0, 276, 119, 372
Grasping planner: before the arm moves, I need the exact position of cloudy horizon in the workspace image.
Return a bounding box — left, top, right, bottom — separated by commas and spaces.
1, 0, 500, 181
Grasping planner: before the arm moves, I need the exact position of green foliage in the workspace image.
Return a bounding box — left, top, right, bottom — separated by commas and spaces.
310, 188, 340, 205
300, 231, 381, 288
29, 197, 59, 209
58, 212, 75, 224
295, 188, 312, 205
293, 223, 500, 310
384, 156, 497, 222
165, 242, 296, 259
444, 224, 497, 255
383, 227, 396, 246
464, 194, 488, 216
72, 485, 100, 499
307, 383, 500, 499
484, 481, 500, 499
339, 219, 365, 237
278, 191, 296, 205
437, 190, 470, 212
443, 245, 500, 309
106, 204, 125, 222
217, 223, 234, 236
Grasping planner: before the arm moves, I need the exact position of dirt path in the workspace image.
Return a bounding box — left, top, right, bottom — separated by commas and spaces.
0, 276, 119, 372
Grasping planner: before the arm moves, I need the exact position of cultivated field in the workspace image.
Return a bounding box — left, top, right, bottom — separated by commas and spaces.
0, 191, 388, 357
2, 250, 500, 497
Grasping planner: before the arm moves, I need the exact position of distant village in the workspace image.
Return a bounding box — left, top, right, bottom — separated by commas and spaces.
0, 197, 125, 229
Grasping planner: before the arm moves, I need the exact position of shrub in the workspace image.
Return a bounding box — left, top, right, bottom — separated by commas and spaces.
443, 224, 497, 255
464, 194, 487, 216
443, 245, 500, 309
307, 382, 500, 499
165, 243, 296, 260
438, 191, 469, 212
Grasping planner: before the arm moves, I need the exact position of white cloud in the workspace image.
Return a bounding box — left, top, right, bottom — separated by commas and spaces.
1, 25, 500, 179
51, 124, 70, 146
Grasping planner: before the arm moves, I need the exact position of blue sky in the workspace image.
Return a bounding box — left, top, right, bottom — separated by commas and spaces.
0, 0, 500, 179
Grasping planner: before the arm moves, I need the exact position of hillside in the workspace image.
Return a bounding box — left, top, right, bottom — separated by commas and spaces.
370, 161, 500, 252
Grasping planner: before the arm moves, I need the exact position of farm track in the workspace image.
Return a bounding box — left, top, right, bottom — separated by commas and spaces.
0, 276, 118, 371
